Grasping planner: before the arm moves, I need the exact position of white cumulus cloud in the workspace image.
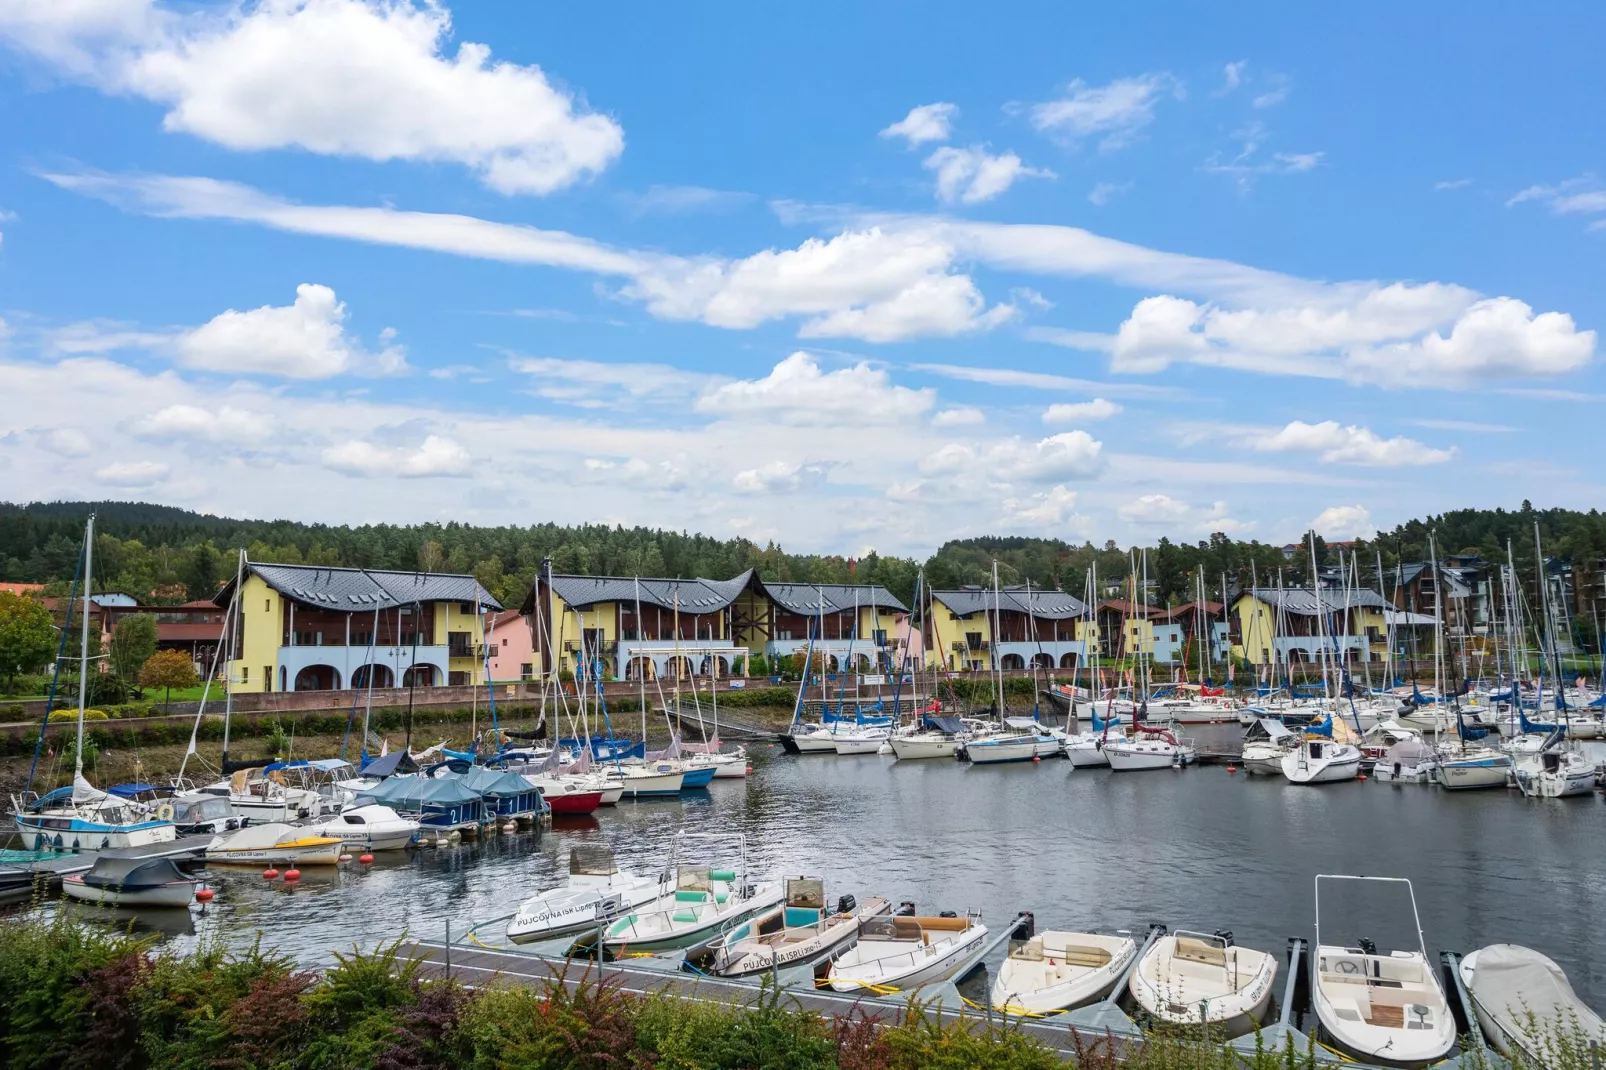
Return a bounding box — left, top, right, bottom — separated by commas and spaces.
177, 283, 405, 378
1311, 504, 1376, 540
129, 402, 275, 444
95, 459, 170, 486
1248, 421, 1453, 466
1345, 297, 1595, 387
3, 0, 623, 196
1043, 398, 1121, 424
1000, 485, 1082, 531
732, 460, 829, 495
880, 102, 957, 146
40, 427, 93, 457
922, 430, 1104, 482
695, 352, 934, 425
323, 434, 470, 478
933, 407, 985, 428
923, 145, 1053, 204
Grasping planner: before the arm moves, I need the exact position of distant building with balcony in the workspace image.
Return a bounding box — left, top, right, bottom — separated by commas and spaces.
217, 562, 502, 693
522, 565, 907, 680
1233, 587, 1391, 667
928, 586, 1089, 673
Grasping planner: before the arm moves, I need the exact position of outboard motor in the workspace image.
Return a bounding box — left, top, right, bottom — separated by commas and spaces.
1013, 912, 1036, 941
895, 900, 916, 917
1358, 937, 1377, 956
939, 910, 958, 919
837, 894, 857, 916
1214, 929, 1235, 947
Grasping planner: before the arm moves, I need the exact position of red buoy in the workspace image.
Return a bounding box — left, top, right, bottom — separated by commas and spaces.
1357, 773, 1368, 782
1032, 756, 1042, 763
283, 868, 301, 882
359, 853, 374, 865
338, 853, 352, 863
195, 887, 215, 904
1227, 764, 1238, 774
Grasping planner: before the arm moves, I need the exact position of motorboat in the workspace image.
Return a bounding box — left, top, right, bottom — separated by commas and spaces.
1128, 930, 1277, 1035
13, 776, 177, 853
1433, 747, 1512, 790
1281, 737, 1361, 785
1104, 727, 1196, 771
1311, 875, 1455, 1067
1239, 718, 1297, 776
991, 927, 1137, 1014
306, 804, 419, 851
506, 845, 669, 944
190, 764, 326, 823
1371, 738, 1434, 785
828, 907, 987, 994
695, 878, 890, 978
604, 867, 783, 954
204, 822, 344, 866
1357, 721, 1422, 772
1459, 944, 1606, 1062
60, 856, 202, 909
166, 792, 239, 836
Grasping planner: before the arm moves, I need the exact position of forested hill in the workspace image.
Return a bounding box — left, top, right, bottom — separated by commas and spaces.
1, 499, 1601, 610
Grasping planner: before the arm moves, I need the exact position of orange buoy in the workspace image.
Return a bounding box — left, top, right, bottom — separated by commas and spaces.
262, 868, 280, 880
283, 868, 301, 882
195, 887, 215, 904
359, 853, 374, 865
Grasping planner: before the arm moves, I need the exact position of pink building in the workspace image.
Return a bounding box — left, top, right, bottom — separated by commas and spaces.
484, 609, 536, 682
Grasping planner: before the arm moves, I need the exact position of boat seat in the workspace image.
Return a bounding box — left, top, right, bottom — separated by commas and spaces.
891, 918, 923, 941
1050, 946, 1113, 969
674, 890, 708, 903
1366, 1004, 1405, 1029
1174, 937, 1228, 968
784, 907, 820, 928
673, 910, 700, 924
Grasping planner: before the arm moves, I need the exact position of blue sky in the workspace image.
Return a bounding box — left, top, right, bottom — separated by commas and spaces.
0, 1, 1601, 555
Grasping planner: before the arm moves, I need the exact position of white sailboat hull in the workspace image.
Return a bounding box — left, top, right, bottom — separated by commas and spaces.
833, 735, 888, 755
1282, 745, 1361, 784
787, 731, 843, 754
14, 816, 176, 854
1433, 756, 1510, 790
889, 736, 960, 760
963, 738, 1041, 764
1104, 739, 1193, 771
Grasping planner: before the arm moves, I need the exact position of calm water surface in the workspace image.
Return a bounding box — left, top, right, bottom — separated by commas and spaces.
79, 724, 1606, 1008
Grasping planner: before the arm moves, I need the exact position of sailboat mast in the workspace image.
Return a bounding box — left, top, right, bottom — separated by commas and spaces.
991, 559, 1004, 717
221, 548, 244, 770
73, 515, 95, 779
1307, 531, 1332, 704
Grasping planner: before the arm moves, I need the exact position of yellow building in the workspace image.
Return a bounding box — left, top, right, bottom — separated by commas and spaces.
927, 586, 1088, 672
218, 562, 502, 693
1232, 587, 1390, 667
520, 568, 906, 679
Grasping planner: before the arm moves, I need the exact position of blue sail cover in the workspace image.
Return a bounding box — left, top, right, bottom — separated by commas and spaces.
1519, 707, 1560, 734
558, 736, 646, 760
1457, 710, 1490, 741
1090, 707, 1122, 731
1306, 713, 1335, 738
924, 715, 964, 734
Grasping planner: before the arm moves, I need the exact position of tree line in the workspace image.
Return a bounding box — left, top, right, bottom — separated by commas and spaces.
2, 499, 1602, 614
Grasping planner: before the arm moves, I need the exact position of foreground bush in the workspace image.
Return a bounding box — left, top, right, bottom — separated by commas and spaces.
0, 917, 1591, 1068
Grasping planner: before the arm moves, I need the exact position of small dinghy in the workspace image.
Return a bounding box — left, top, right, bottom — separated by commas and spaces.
991, 926, 1137, 1014
697, 877, 890, 978
307, 804, 420, 851
61, 856, 201, 909
1129, 930, 1277, 1035
1312, 875, 1455, 1068
603, 864, 783, 954
1460, 943, 1606, 1061
828, 906, 987, 994
507, 846, 668, 944
204, 822, 344, 866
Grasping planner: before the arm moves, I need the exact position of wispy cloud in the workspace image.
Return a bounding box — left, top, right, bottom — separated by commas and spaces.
1028, 73, 1182, 151
1434, 178, 1473, 191
619, 185, 755, 218
1202, 122, 1322, 190
1087, 181, 1133, 206
1506, 174, 1606, 229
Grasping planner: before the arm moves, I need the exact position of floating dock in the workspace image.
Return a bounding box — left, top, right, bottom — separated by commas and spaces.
0, 834, 212, 887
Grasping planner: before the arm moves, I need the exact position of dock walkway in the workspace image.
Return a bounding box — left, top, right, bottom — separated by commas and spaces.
0, 834, 212, 884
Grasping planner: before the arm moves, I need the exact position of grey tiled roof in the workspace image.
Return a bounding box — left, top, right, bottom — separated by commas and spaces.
760, 582, 907, 615
549, 569, 754, 613
932, 586, 1087, 620
219, 562, 502, 613
1245, 587, 1389, 615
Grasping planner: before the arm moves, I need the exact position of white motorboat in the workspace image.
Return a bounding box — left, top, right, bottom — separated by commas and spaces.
696, 878, 890, 978
1104, 728, 1196, 771
1433, 747, 1512, 790
60, 857, 201, 909
204, 822, 344, 866
991, 929, 1137, 1014
1128, 930, 1277, 1035
507, 846, 669, 944
192, 765, 326, 823
1312, 876, 1455, 1067
605, 869, 783, 954
1239, 718, 1296, 776
1282, 738, 1361, 785
828, 909, 987, 994
306, 804, 419, 851
1460, 944, 1606, 1062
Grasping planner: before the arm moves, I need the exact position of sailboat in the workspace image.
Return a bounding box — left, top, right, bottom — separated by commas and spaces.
11, 516, 176, 853
1281, 534, 1362, 785
1311, 875, 1456, 1067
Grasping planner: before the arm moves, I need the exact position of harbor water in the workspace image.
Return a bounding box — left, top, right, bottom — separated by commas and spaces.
62, 723, 1606, 1010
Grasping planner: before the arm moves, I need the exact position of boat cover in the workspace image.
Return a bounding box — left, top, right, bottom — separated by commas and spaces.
452, 765, 533, 798
1384, 738, 1433, 765
212, 822, 299, 850
356, 776, 481, 806
924, 715, 964, 734
1248, 718, 1294, 742
361, 751, 419, 778
107, 783, 161, 798
1469, 944, 1606, 1044
82, 857, 190, 890
1004, 716, 1043, 730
